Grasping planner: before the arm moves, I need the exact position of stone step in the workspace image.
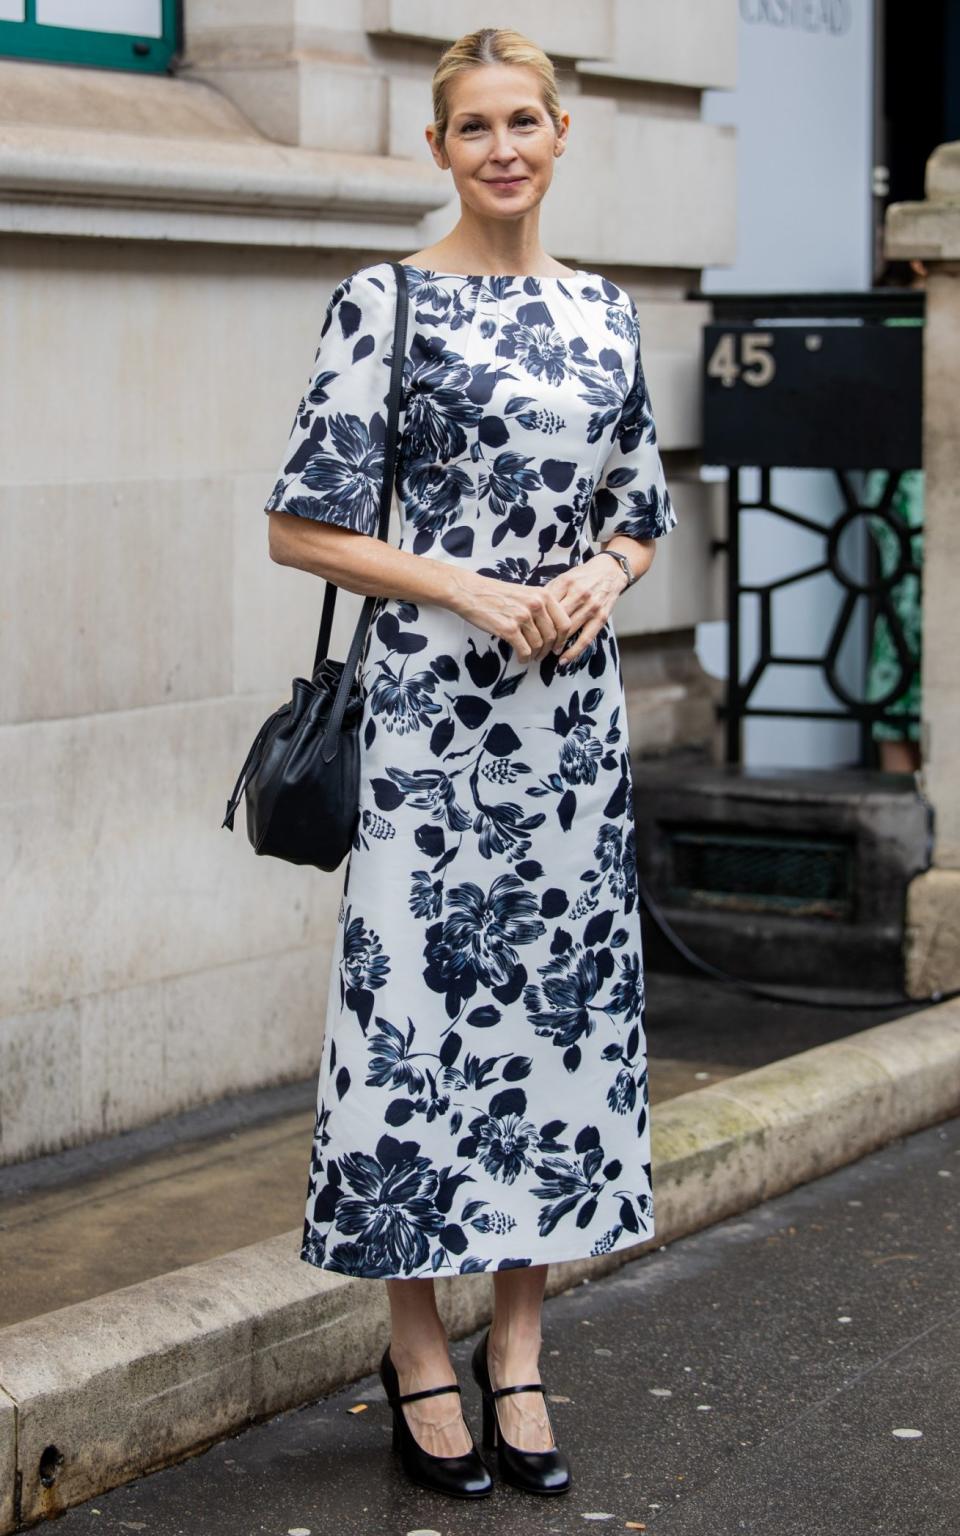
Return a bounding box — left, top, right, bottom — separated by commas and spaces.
632, 761, 931, 989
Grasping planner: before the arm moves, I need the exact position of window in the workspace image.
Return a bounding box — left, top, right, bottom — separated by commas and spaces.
0, 0, 180, 74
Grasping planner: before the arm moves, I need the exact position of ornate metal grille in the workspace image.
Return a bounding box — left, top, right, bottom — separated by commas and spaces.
698, 290, 924, 766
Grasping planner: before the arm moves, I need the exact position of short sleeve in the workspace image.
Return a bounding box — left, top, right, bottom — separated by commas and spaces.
263, 264, 400, 536
589, 296, 677, 544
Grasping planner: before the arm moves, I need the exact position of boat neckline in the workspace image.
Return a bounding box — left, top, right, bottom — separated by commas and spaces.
397, 264, 592, 282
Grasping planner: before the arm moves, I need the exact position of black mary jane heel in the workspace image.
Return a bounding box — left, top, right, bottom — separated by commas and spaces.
378, 1345, 493, 1499
471, 1328, 572, 1495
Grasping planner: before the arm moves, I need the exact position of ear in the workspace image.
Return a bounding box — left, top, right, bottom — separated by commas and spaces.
425, 125, 450, 172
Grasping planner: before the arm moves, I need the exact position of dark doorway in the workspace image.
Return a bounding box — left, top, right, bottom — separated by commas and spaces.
875, 0, 960, 274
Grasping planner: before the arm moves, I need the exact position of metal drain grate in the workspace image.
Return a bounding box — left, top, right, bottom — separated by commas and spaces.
665, 829, 854, 919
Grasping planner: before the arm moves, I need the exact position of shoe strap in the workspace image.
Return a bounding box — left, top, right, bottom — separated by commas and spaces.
491, 1382, 546, 1399
391, 1381, 463, 1407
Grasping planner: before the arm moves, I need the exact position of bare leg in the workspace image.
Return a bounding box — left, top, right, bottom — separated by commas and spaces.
487, 1265, 555, 1452
386, 1277, 473, 1456
879, 738, 921, 774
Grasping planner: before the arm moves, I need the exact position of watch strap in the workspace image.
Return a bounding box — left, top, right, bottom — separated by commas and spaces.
597, 548, 635, 589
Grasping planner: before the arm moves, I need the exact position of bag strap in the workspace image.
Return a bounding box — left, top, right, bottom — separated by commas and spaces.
316, 262, 409, 764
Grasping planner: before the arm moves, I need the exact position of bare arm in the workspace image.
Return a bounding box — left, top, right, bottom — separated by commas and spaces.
267, 508, 575, 663
268, 508, 467, 612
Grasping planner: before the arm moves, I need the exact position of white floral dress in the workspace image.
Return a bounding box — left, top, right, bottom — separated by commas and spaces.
264, 260, 677, 1278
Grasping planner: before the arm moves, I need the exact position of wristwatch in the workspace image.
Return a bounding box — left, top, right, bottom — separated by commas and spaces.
597, 548, 637, 590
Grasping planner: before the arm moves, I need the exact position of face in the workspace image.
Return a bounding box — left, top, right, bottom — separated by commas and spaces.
428, 63, 568, 218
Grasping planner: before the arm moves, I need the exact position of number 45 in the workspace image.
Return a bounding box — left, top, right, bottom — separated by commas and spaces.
707, 331, 776, 389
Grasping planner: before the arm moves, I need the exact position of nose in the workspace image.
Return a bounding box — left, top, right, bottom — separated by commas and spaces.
488, 129, 520, 165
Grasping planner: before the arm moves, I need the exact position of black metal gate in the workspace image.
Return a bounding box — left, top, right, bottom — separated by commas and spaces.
698, 290, 924, 764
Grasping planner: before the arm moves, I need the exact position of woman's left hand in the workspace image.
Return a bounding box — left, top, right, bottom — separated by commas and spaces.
536, 550, 635, 667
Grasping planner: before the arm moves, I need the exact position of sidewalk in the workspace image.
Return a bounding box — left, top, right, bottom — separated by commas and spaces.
50, 1113, 960, 1535
0, 974, 910, 1328
3, 996, 957, 1533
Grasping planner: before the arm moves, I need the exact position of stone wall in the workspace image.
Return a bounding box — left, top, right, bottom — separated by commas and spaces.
0, 0, 736, 1163
887, 142, 960, 996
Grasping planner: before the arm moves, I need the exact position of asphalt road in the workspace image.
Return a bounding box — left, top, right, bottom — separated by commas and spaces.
58, 1114, 959, 1536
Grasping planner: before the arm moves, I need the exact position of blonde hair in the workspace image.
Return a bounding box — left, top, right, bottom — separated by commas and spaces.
431, 27, 563, 151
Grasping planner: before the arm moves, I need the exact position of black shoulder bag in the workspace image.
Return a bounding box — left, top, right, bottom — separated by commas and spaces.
221, 261, 409, 870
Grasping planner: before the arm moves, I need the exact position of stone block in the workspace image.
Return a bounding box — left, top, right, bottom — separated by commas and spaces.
232, 474, 381, 697
387, 69, 447, 165
646, 1088, 769, 1238
841, 1002, 960, 1136
366, 0, 614, 58
0, 698, 336, 1021
0, 239, 359, 487
0, 478, 232, 725
612, 117, 737, 270
188, 59, 388, 155
579, 0, 738, 90
0, 1234, 382, 1527
708, 1046, 897, 1197
0, 1388, 14, 1536
905, 869, 960, 998
0, 946, 329, 1166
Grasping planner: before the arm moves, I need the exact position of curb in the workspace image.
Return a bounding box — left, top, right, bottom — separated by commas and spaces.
2, 1002, 959, 1530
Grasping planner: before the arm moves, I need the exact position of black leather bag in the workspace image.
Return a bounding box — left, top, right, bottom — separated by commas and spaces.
221, 262, 409, 870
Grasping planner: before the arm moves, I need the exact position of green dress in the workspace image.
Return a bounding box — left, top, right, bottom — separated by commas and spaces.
863, 315, 924, 743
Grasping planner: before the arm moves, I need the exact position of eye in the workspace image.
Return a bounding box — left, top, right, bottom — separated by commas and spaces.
460, 121, 483, 134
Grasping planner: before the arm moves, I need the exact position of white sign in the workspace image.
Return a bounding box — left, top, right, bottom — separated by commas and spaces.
36, 0, 162, 36
739, 0, 852, 34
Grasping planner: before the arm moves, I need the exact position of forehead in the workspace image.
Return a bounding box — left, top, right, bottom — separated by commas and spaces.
446, 63, 546, 117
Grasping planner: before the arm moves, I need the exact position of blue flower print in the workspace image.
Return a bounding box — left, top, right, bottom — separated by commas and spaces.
409, 870, 444, 920
298, 412, 386, 533
423, 872, 546, 1013
609, 950, 645, 1022
498, 320, 568, 386
365, 1017, 426, 1094
342, 909, 389, 993
559, 722, 604, 785
401, 458, 474, 540
524, 941, 602, 1051
368, 665, 443, 735
473, 800, 545, 863
480, 451, 542, 520
326, 1241, 397, 1279
384, 767, 473, 831
404, 337, 483, 461
334, 1134, 445, 1273
467, 1090, 541, 1184
531, 1126, 618, 1237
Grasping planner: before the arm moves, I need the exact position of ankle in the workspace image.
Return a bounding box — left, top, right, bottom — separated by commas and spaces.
389, 1330, 454, 1380
488, 1322, 543, 1367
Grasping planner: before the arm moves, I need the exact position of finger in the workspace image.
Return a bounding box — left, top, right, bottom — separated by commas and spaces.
520, 593, 559, 661
543, 590, 575, 653
554, 591, 596, 652
558, 608, 611, 667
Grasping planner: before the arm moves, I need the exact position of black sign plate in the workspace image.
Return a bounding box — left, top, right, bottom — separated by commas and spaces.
702, 323, 922, 469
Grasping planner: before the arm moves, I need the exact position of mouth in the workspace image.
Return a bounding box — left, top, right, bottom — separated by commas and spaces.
483, 176, 528, 188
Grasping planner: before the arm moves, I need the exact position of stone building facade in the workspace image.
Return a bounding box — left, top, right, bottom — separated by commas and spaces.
0, 0, 734, 1164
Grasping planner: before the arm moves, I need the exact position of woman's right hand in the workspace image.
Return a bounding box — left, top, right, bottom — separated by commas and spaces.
449, 570, 575, 664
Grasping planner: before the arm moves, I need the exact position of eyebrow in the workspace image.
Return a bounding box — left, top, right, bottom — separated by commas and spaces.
451, 104, 543, 122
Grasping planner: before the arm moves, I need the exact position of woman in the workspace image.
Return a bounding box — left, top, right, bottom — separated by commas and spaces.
265, 26, 676, 1500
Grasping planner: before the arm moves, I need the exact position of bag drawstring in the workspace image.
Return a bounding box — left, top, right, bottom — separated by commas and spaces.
222, 721, 270, 831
